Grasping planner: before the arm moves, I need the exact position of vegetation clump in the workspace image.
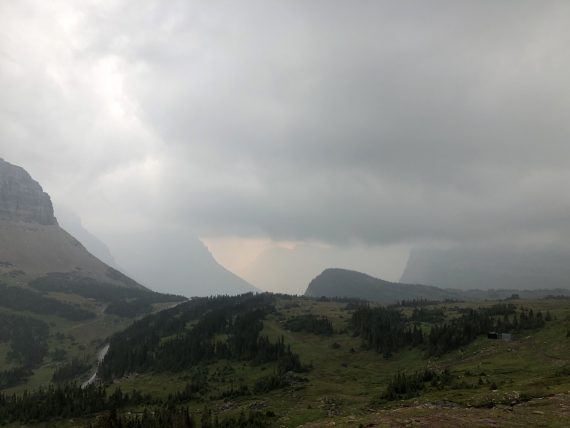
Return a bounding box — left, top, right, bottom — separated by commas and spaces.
51, 358, 91, 383
381, 368, 456, 401
284, 314, 334, 335
0, 313, 49, 367
351, 306, 424, 357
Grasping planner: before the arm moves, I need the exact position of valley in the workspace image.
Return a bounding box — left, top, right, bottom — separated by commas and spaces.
3, 2, 570, 426
2, 293, 570, 427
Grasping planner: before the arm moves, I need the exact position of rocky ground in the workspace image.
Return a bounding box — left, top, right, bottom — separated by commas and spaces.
300, 393, 570, 427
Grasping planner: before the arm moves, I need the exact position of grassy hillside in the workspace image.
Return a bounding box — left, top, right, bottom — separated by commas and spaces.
0, 220, 147, 289
3, 293, 570, 426
0, 277, 185, 394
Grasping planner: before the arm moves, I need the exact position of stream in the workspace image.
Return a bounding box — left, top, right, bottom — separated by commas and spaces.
81, 343, 110, 389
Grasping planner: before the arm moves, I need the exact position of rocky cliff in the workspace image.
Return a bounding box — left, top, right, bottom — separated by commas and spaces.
0, 158, 57, 225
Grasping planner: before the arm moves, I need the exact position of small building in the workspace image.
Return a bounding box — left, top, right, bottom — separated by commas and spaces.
487, 332, 498, 339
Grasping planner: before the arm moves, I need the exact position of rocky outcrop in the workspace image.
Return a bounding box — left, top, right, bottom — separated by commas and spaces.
0, 158, 57, 225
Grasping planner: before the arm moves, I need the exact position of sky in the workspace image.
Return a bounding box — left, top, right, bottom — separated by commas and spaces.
1, 1, 570, 293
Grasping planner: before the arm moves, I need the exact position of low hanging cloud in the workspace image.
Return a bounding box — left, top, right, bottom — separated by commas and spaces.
2, 0, 570, 248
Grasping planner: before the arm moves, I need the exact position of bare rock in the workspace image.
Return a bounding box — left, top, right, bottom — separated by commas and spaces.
0, 158, 57, 225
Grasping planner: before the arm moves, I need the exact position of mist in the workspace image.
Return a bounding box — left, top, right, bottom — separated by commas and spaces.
2, 1, 570, 292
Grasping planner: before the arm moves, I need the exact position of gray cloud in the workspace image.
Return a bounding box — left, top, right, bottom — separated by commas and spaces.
2, 0, 570, 249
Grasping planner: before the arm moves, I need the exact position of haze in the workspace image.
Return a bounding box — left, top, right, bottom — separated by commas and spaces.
2, 1, 570, 294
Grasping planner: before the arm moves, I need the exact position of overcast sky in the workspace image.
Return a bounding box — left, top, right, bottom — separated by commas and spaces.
2, 1, 570, 291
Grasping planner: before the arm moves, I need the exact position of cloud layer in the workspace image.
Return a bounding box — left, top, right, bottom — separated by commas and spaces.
2, 1, 570, 252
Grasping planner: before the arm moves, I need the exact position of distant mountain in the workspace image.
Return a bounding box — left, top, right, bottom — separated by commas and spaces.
106, 228, 257, 297
241, 243, 408, 295
401, 244, 570, 290
304, 268, 458, 303
56, 205, 120, 269
0, 157, 142, 289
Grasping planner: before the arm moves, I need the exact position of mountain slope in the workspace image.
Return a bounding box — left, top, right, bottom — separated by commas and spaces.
8, 293, 569, 427
304, 268, 458, 303
56, 205, 120, 269
0, 158, 143, 289
0, 158, 184, 392
107, 228, 257, 297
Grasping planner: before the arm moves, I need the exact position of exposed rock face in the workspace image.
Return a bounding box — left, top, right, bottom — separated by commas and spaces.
0, 158, 57, 225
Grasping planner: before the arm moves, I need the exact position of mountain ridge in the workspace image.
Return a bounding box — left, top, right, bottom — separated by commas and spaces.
304, 267, 459, 303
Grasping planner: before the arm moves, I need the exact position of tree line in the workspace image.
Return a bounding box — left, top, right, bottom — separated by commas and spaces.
29, 273, 185, 319
0, 282, 95, 321
352, 303, 550, 358
0, 381, 273, 427
100, 294, 304, 379
0, 383, 152, 424
91, 407, 273, 428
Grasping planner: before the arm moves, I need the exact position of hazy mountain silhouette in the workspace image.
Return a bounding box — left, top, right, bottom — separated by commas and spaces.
305, 268, 458, 303
401, 244, 570, 290
107, 228, 257, 297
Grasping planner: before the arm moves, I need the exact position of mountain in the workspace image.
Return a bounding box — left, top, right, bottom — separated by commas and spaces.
304, 268, 458, 303
241, 243, 408, 294
0, 158, 142, 288
106, 228, 257, 297
401, 244, 570, 290
0, 158, 184, 392
55, 205, 119, 269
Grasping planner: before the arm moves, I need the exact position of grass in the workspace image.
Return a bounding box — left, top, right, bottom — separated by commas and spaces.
104, 296, 570, 427
5, 296, 570, 427
0, 294, 135, 394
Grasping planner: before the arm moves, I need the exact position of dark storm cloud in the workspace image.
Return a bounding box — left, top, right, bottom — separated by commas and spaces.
2, 0, 570, 246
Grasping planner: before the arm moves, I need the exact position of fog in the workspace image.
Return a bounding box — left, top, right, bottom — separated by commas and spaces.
2, 1, 570, 292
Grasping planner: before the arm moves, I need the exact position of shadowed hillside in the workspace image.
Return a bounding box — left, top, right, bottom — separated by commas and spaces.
304, 268, 458, 303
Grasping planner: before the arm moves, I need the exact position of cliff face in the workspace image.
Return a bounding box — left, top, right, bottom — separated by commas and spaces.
0, 158, 57, 225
